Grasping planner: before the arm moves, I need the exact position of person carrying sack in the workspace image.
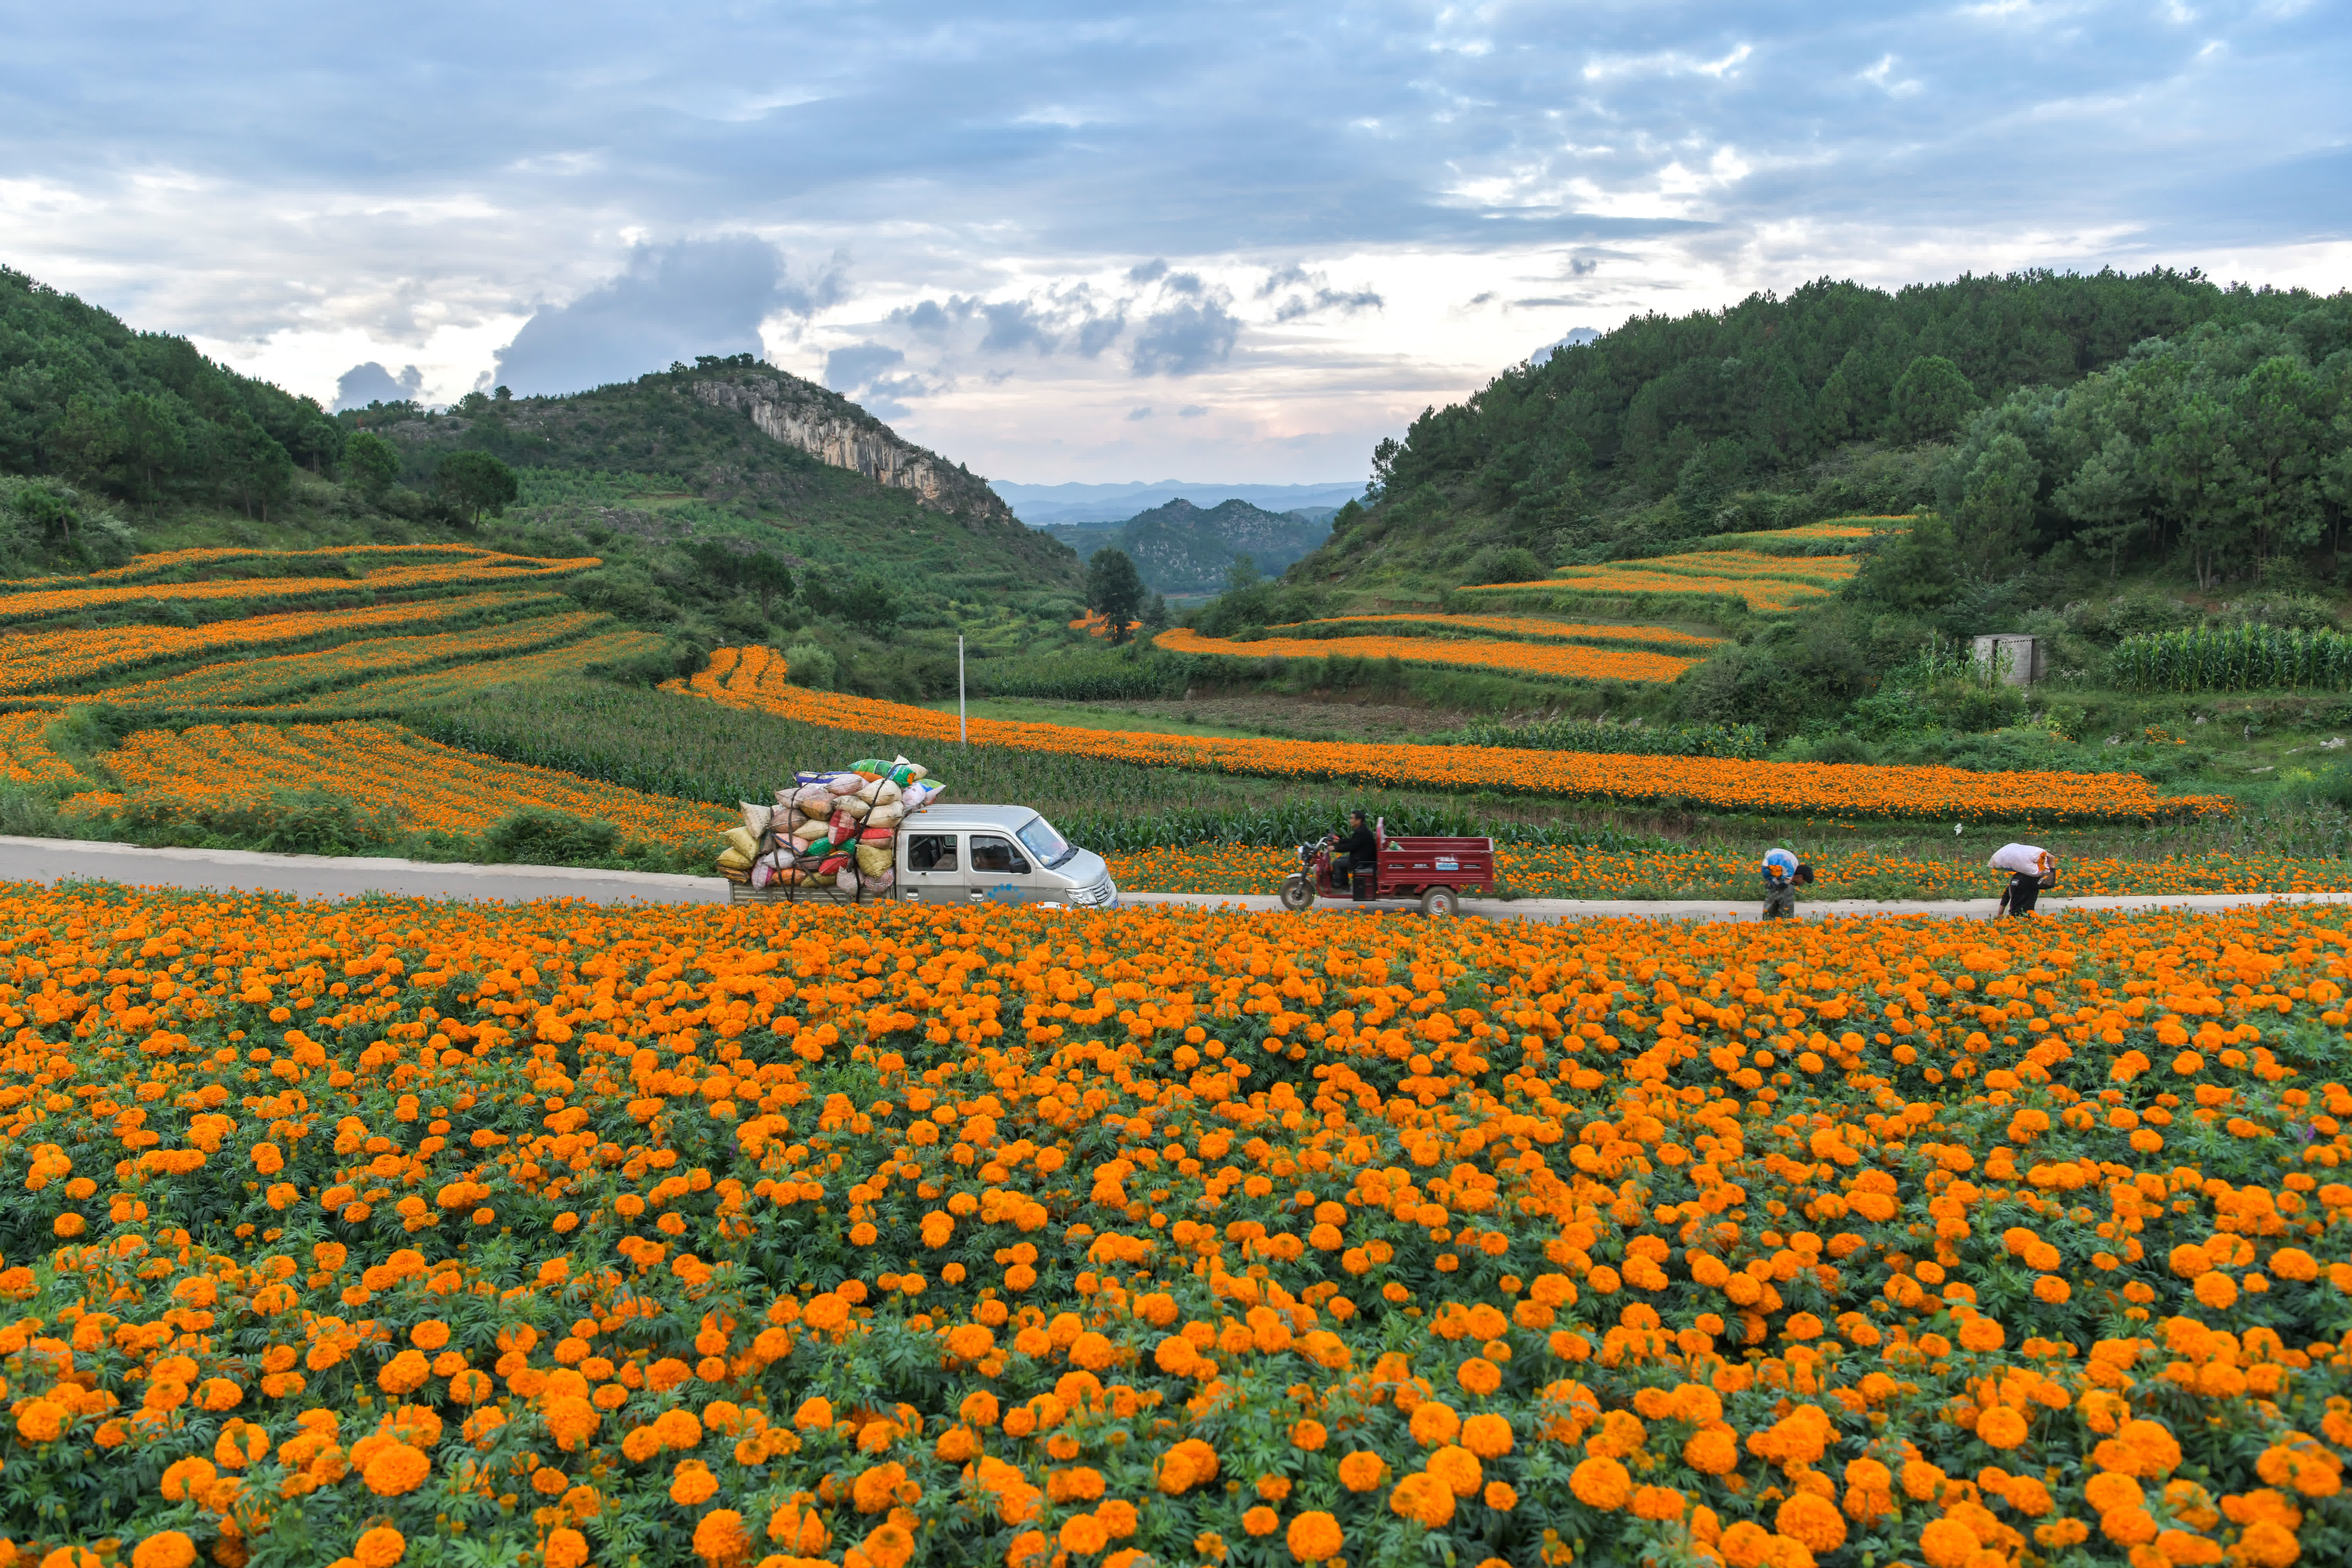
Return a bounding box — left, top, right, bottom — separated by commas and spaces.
1989, 842, 2056, 916
1761, 848, 1813, 920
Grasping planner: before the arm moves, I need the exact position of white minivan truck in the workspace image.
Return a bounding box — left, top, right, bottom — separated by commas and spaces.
889, 804, 1118, 908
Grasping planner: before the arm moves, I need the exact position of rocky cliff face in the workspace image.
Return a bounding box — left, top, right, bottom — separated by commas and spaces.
690, 374, 1015, 528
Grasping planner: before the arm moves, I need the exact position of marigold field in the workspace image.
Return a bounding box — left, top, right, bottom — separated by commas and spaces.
0, 892, 2349, 1568
677, 648, 2230, 824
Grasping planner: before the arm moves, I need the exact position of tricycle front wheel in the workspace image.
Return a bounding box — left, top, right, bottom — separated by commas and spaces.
1420, 887, 1459, 918
1279, 876, 1315, 911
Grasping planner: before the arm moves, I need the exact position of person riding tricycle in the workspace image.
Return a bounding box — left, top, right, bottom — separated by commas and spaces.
1280, 811, 1496, 917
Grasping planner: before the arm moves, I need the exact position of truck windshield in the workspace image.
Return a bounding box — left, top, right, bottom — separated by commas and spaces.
1017, 815, 1076, 869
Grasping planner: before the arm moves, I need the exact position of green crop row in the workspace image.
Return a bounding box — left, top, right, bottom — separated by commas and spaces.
2110, 623, 2352, 691
1445, 715, 1769, 760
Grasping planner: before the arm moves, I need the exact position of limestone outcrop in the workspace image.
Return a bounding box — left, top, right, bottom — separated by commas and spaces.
689, 374, 1013, 527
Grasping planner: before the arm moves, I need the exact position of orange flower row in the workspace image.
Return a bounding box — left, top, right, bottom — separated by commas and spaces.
8, 542, 541, 589
60, 612, 614, 710
677, 646, 2231, 822
0, 551, 596, 626
1155, 627, 1699, 684
1271, 614, 1722, 651
0, 591, 566, 699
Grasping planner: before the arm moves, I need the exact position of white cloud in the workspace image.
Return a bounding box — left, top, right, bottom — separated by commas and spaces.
0, 0, 2341, 481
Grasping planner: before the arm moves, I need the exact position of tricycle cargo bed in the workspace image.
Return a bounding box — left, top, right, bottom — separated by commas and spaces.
1379, 837, 1497, 883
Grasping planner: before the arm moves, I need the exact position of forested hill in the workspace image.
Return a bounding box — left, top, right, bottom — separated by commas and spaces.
1303, 268, 2352, 590
0, 266, 342, 514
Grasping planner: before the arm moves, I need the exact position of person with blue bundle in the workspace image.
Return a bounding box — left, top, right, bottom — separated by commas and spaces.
1761, 847, 1813, 920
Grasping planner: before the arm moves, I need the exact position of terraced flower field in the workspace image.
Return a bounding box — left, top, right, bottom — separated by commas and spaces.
0, 546, 594, 625
1465, 518, 1893, 615
1156, 627, 1703, 684
678, 647, 2232, 823
54, 612, 615, 711
0, 591, 571, 701
1, 888, 2348, 1568
1465, 551, 1860, 615
82, 721, 729, 855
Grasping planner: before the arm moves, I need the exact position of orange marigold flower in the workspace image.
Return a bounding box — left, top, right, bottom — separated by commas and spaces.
1338, 1452, 1387, 1492
1286, 1510, 1342, 1563
352, 1528, 405, 1568
1456, 1356, 1502, 1396
1291, 1419, 1327, 1452
16, 1400, 67, 1443
1409, 1401, 1461, 1447
852, 1462, 908, 1512
1918, 1517, 1980, 1568
1776, 1491, 1846, 1554
671, 1464, 720, 1506
130, 1535, 196, 1568
1631, 1485, 1683, 1521
1242, 1507, 1279, 1538
545, 1531, 589, 1568
1977, 1406, 2029, 1450
2271, 1248, 2320, 1282
1428, 1445, 1483, 1497
1956, 1317, 2005, 1352
1059, 1515, 1110, 1555
361, 1442, 429, 1497
1460, 1413, 1514, 1459
2234, 1519, 2301, 1568
1685, 1426, 1740, 1475
1570, 1456, 1632, 1511
864, 1522, 916, 1568
1157, 1438, 1220, 1494
1388, 1472, 1456, 1528
692, 1508, 751, 1565
2119, 1419, 2184, 1477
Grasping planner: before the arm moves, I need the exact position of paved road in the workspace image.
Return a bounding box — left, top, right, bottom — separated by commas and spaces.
1118, 889, 2352, 922
2, 835, 2344, 922
0, 835, 724, 905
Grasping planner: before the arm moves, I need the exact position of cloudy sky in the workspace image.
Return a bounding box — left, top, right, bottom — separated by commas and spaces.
4, 1, 2345, 485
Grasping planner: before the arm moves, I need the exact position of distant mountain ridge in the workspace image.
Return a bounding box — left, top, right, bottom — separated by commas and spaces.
1046, 496, 1332, 594
996, 478, 1362, 527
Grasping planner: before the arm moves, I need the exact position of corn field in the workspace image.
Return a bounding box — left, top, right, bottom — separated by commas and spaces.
2109, 623, 2352, 691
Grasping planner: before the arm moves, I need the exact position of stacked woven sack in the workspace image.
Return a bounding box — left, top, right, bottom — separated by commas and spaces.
713, 755, 944, 896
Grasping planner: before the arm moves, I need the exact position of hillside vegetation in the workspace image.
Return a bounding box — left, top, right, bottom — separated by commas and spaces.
0, 266, 1090, 698
1296, 269, 2351, 593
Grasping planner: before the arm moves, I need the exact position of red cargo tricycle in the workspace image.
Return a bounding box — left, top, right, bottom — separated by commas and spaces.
1279, 820, 1497, 916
